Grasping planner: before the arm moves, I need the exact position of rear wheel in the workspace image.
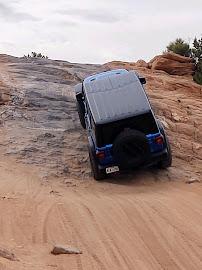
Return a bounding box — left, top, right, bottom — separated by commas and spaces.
158, 141, 172, 168
76, 100, 86, 129
89, 148, 106, 181
157, 120, 172, 168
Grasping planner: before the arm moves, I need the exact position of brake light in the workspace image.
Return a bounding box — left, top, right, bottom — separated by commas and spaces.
96, 151, 105, 160
155, 136, 164, 145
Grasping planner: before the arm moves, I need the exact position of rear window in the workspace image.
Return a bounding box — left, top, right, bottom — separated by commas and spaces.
95, 112, 158, 147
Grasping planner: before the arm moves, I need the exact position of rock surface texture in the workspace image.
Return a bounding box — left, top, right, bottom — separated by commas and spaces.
51, 245, 82, 255
0, 54, 201, 270
149, 52, 195, 75
105, 52, 195, 76
0, 248, 18, 261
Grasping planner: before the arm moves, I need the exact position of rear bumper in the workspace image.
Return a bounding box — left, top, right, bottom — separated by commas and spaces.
98, 148, 168, 171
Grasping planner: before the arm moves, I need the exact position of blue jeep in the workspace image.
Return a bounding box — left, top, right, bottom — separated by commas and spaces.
75, 69, 172, 180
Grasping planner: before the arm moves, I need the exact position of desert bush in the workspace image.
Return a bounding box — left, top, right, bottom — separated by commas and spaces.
192, 37, 202, 61
24, 52, 48, 59
193, 61, 202, 84
167, 38, 191, 57
192, 37, 202, 85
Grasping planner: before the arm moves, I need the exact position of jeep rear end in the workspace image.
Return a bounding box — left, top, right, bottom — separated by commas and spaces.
75, 69, 172, 180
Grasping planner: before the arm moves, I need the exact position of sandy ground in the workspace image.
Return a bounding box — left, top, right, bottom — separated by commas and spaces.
0, 156, 201, 270
0, 55, 201, 269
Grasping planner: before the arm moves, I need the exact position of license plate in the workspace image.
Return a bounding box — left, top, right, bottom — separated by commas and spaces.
106, 166, 119, 174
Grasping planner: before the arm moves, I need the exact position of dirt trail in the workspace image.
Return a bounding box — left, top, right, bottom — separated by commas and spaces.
0, 55, 201, 269
0, 156, 201, 270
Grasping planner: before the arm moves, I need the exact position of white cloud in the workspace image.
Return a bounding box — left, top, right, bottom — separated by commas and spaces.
0, 0, 201, 63
0, 2, 38, 22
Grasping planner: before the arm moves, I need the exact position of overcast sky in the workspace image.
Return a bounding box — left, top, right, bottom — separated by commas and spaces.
0, 0, 201, 63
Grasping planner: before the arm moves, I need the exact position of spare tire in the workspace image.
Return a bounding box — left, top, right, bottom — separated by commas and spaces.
113, 129, 151, 169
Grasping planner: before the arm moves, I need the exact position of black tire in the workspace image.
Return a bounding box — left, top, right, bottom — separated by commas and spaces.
113, 129, 151, 169
76, 100, 86, 129
89, 148, 106, 181
157, 120, 172, 169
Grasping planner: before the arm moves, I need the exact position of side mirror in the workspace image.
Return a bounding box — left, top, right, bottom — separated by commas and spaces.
139, 77, 146, 85
75, 83, 83, 95
75, 83, 84, 101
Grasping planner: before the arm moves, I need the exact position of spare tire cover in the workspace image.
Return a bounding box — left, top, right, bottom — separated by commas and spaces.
113, 129, 150, 169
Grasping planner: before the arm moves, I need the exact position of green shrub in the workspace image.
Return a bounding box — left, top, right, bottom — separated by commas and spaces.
192, 37, 202, 62
167, 38, 191, 57
24, 52, 48, 59
193, 61, 202, 85
192, 37, 202, 85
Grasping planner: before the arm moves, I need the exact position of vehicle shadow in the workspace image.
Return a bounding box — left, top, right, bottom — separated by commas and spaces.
101, 167, 171, 186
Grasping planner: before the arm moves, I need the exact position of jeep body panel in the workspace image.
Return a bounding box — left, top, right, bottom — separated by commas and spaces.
84, 69, 128, 83
83, 70, 151, 125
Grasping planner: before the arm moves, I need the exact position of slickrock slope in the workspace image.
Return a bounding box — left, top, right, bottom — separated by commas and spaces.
105, 52, 195, 76
149, 52, 195, 75
0, 54, 105, 181
0, 54, 201, 270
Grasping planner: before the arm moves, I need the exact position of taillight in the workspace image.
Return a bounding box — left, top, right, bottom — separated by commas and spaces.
96, 151, 105, 160
155, 135, 164, 145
